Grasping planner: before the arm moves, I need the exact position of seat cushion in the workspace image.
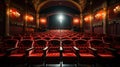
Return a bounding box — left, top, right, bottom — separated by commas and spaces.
0, 53, 5, 57
98, 53, 114, 58
29, 53, 43, 57
63, 53, 76, 57
80, 53, 95, 58
9, 54, 24, 57
46, 53, 60, 57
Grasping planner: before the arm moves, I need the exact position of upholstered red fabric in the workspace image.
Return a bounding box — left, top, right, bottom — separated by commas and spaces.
98, 54, 114, 58
90, 39, 114, 59
79, 53, 95, 58
46, 53, 60, 57
29, 53, 43, 57
0, 54, 5, 56
9, 54, 24, 57
63, 53, 76, 57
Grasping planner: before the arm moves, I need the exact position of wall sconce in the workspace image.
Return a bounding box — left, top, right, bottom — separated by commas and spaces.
24, 14, 34, 22
73, 18, 79, 24
113, 5, 120, 13
95, 10, 106, 20
9, 8, 20, 18
84, 15, 93, 22
40, 18, 46, 24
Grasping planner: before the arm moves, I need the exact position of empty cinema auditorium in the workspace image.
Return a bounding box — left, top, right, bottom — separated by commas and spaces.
0, 0, 120, 67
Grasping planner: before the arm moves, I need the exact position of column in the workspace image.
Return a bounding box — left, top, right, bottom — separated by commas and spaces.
103, 1, 108, 34
36, 12, 40, 29
90, 0, 93, 33
90, 14, 93, 33
23, 0, 28, 33
5, 0, 10, 36
80, 12, 84, 32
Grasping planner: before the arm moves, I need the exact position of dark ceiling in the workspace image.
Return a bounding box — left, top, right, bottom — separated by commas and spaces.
10, 0, 113, 14
11, 0, 35, 12
40, 6, 80, 14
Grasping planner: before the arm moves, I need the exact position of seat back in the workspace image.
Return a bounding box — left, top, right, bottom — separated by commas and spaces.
62, 39, 74, 53
75, 39, 90, 53
90, 39, 104, 48
102, 36, 114, 44
4, 39, 18, 48
49, 39, 60, 47
48, 39, 60, 52
62, 39, 73, 47
113, 36, 120, 49
34, 39, 47, 48
33, 39, 47, 53
17, 39, 34, 53
89, 39, 110, 53
75, 39, 88, 48
0, 39, 18, 53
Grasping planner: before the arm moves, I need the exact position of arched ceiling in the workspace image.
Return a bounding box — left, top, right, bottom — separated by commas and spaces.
40, 1, 79, 11
36, 0, 82, 13
39, 1, 80, 15
39, 6, 80, 15
11, 0, 106, 14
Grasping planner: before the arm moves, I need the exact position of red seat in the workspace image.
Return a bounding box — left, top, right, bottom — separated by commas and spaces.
46, 39, 61, 64
71, 37, 79, 40
28, 39, 48, 65
43, 37, 51, 40
33, 36, 41, 40
102, 36, 114, 47
62, 39, 77, 64
22, 36, 33, 40
8, 39, 34, 64
0, 39, 18, 63
89, 39, 114, 63
112, 36, 120, 57
74, 39, 95, 63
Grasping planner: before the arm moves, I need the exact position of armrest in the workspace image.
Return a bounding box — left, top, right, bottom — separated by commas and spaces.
43, 46, 49, 57
73, 46, 79, 51
5, 48, 18, 55
88, 47, 99, 57
6, 48, 18, 52
25, 47, 34, 56
89, 47, 97, 52
26, 47, 34, 51
73, 46, 79, 57
60, 46, 63, 52
43, 46, 49, 51
106, 48, 117, 52
104, 42, 111, 45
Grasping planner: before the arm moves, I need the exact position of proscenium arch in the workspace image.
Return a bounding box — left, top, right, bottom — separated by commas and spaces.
37, 0, 82, 13
46, 12, 74, 17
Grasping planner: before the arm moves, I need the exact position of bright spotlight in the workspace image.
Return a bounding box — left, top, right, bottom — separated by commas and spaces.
58, 14, 64, 23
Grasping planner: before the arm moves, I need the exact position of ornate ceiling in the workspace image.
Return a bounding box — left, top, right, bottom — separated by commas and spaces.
11, 0, 105, 13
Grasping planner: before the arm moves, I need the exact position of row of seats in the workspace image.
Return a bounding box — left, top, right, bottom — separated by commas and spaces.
0, 38, 120, 65
0, 30, 120, 67
1, 33, 120, 41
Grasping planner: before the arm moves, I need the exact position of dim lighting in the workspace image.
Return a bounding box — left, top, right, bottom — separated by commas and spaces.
73, 18, 79, 24
9, 8, 20, 18
95, 10, 106, 20
114, 5, 120, 13
24, 14, 34, 22
40, 18, 46, 24
84, 15, 93, 22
